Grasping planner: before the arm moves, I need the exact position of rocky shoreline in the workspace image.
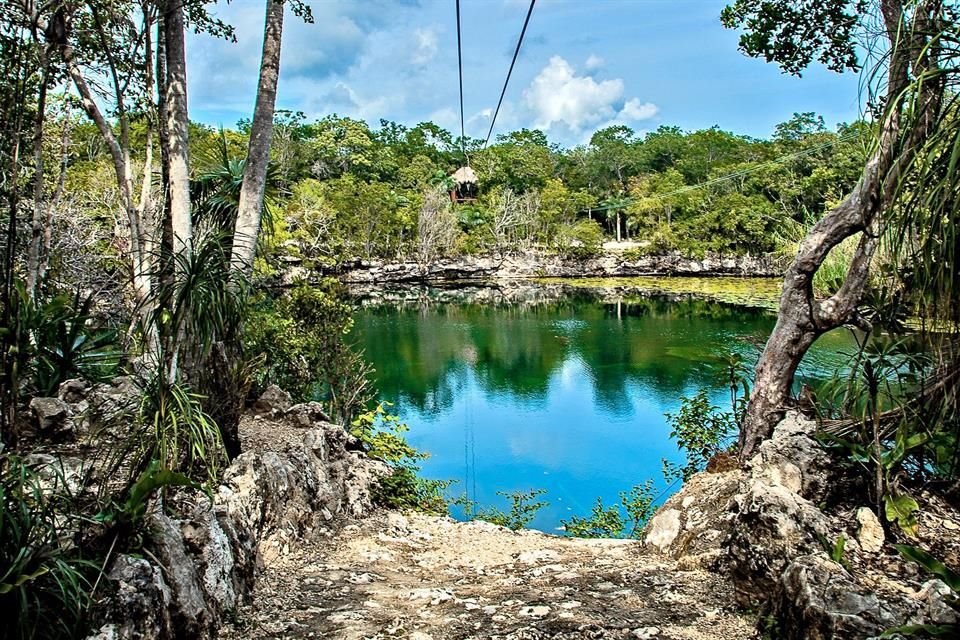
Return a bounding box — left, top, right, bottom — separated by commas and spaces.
281, 251, 781, 286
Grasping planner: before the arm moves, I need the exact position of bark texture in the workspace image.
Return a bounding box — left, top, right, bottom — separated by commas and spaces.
162, 0, 191, 264
738, 0, 944, 460
231, 0, 285, 276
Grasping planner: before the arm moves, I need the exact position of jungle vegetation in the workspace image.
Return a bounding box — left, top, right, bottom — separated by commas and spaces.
1, 0, 960, 636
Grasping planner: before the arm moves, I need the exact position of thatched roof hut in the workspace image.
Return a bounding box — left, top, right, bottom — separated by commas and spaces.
452, 165, 478, 185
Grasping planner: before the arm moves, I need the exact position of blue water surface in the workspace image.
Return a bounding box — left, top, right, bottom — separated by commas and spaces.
351, 285, 850, 532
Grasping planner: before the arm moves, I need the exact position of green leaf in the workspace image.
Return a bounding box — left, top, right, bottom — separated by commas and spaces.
881, 623, 958, 637
893, 544, 960, 592
885, 495, 920, 537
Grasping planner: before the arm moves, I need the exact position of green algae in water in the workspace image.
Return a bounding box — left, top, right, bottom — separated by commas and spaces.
543, 276, 783, 311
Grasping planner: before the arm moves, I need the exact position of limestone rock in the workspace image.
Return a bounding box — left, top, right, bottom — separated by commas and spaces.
726, 480, 832, 605
335, 251, 778, 284
29, 396, 73, 435
58, 378, 88, 403
748, 413, 836, 501
644, 509, 681, 552
96, 554, 172, 640
774, 554, 899, 639
149, 512, 210, 638
285, 401, 333, 428
252, 384, 292, 416
855, 507, 885, 554
90, 412, 386, 640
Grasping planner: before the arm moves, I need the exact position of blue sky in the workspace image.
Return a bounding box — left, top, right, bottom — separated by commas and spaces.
187, 0, 865, 146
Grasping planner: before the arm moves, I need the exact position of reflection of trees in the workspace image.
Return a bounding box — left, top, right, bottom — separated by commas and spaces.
352, 293, 837, 416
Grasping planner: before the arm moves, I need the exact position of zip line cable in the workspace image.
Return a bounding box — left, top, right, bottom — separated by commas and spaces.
586, 130, 866, 213
455, 0, 467, 164
483, 0, 536, 149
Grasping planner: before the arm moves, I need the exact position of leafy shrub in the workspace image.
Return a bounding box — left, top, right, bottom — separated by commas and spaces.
555, 220, 604, 259
461, 489, 549, 531
562, 480, 656, 539
371, 466, 451, 514
663, 390, 737, 482
353, 403, 450, 514
0, 455, 94, 640
244, 280, 374, 423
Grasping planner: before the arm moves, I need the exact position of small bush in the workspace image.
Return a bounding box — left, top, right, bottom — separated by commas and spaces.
354, 403, 451, 514
0, 455, 95, 640
555, 220, 604, 259
562, 480, 656, 539
244, 280, 374, 423
461, 489, 549, 531
663, 390, 737, 482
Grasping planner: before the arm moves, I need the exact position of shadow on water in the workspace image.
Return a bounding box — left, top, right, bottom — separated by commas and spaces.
349, 280, 853, 532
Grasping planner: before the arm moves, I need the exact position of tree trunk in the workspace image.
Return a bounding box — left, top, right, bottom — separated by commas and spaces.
39, 109, 71, 285
25, 60, 50, 295
738, 0, 942, 460
158, 0, 192, 381
162, 0, 191, 264
231, 0, 285, 276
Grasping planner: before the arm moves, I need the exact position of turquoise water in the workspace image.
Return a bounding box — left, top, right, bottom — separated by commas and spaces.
351, 284, 851, 532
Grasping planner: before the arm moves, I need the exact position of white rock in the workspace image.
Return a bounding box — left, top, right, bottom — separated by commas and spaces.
855, 507, 885, 553
644, 509, 681, 551
518, 605, 550, 617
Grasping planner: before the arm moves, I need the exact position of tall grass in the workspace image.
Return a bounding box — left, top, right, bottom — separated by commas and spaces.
0, 455, 94, 640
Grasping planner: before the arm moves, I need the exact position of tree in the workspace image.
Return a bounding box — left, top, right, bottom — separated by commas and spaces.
49, 1, 157, 307
231, 0, 286, 276
726, 0, 947, 459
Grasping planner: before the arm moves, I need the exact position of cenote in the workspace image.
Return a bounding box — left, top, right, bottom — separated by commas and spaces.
350, 278, 852, 532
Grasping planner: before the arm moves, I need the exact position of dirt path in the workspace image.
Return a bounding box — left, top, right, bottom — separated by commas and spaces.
221, 512, 757, 640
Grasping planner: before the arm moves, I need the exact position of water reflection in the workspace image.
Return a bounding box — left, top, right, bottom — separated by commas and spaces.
351, 287, 851, 531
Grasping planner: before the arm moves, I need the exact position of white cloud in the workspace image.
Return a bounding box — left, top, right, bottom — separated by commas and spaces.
585, 54, 604, 70
412, 28, 438, 65
620, 98, 658, 121
321, 81, 392, 120
524, 56, 624, 132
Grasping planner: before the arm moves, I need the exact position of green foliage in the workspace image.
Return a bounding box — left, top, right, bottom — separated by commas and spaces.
562, 480, 656, 539
98, 460, 201, 528
244, 280, 374, 423
816, 532, 850, 570
353, 403, 450, 515
893, 545, 960, 593
2, 282, 119, 399
135, 377, 225, 488
371, 467, 451, 515
0, 456, 94, 640
556, 219, 604, 259
720, 1, 865, 75
350, 402, 424, 465
664, 390, 737, 482
465, 489, 550, 531
815, 333, 946, 536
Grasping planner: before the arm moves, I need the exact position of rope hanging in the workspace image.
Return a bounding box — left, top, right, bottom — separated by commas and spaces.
483, 0, 536, 149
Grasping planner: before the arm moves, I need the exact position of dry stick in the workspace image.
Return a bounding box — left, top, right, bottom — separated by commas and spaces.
88, 533, 119, 602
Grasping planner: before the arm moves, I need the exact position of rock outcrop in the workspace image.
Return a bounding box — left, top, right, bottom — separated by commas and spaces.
644, 413, 959, 639
81, 398, 388, 640
285, 251, 778, 286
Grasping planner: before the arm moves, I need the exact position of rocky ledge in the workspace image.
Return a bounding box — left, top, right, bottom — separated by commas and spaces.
283, 251, 779, 286
644, 413, 960, 639
26, 380, 390, 640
